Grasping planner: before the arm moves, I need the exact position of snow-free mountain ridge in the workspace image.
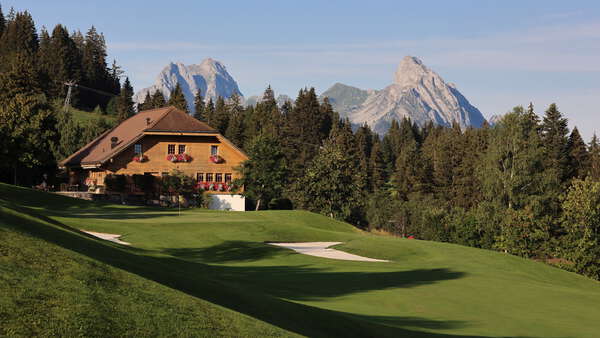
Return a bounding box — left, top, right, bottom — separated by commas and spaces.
321, 56, 486, 134
134, 58, 243, 113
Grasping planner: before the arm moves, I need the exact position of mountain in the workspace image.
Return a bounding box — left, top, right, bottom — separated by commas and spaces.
133, 58, 243, 113
244, 94, 292, 107
320, 83, 376, 115
320, 56, 486, 135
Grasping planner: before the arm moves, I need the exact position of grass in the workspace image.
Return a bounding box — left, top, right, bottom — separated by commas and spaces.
67, 106, 117, 126
1, 183, 599, 337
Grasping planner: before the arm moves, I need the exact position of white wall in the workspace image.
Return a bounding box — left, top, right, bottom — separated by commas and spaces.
208, 194, 245, 211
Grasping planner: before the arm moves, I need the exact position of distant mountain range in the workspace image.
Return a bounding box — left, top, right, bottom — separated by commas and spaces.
135, 56, 486, 134
320, 56, 486, 134
133, 58, 243, 113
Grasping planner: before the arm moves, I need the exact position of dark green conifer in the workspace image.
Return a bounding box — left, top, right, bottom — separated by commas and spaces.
116, 77, 134, 122
541, 103, 569, 183
566, 127, 589, 179
193, 89, 205, 121
167, 83, 188, 113
588, 134, 600, 181
150, 90, 166, 109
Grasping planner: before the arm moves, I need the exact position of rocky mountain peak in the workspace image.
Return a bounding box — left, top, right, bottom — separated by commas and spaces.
394, 56, 432, 88
134, 58, 243, 114
321, 56, 486, 134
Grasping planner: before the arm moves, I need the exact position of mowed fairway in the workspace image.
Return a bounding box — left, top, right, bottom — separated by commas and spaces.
1, 183, 599, 337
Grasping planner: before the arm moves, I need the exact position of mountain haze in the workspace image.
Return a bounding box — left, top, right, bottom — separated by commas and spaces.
133, 58, 243, 113
321, 56, 486, 134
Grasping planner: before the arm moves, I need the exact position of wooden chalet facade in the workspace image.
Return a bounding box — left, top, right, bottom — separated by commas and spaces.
59, 106, 248, 207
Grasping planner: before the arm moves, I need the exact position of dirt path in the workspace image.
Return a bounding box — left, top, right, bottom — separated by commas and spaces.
268, 242, 389, 262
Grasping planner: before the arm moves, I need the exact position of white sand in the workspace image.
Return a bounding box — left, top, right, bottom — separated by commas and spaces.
268, 242, 388, 262
81, 231, 131, 245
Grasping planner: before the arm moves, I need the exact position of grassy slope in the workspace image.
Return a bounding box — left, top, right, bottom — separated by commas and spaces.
0, 191, 293, 337
68, 106, 116, 126
1, 183, 599, 337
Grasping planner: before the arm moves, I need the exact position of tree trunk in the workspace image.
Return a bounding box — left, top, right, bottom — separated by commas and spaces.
255, 198, 261, 211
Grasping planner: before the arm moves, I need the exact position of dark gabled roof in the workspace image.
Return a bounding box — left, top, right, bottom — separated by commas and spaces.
60, 106, 218, 167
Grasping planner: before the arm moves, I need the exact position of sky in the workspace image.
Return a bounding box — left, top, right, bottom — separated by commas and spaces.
5, 0, 600, 140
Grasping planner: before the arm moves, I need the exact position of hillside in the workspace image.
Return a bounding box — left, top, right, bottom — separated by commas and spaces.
1, 183, 599, 337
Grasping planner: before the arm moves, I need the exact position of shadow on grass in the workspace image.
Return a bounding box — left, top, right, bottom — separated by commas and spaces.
0, 200, 531, 338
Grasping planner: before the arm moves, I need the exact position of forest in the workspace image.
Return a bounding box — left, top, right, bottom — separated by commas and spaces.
0, 5, 598, 281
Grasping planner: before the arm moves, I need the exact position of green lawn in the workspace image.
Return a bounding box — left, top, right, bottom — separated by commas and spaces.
1, 183, 599, 337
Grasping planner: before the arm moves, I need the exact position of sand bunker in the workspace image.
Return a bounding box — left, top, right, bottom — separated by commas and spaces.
268, 242, 388, 262
81, 231, 131, 245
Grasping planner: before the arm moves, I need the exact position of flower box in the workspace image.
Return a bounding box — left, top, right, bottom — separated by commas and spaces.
209, 155, 224, 164
133, 154, 148, 162
166, 153, 192, 163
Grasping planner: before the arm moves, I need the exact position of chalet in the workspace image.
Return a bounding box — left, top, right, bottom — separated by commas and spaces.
59, 106, 248, 211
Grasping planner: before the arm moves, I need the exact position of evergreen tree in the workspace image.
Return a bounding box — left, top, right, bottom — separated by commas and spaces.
566, 127, 589, 179
368, 137, 386, 191
193, 89, 205, 121
589, 134, 600, 181
205, 98, 215, 126
116, 77, 134, 122
235, 135, 288, 211
0, 5, 5, 38
138, 91, 152, 111
212, 96, 229, 134
51, 110, 85, 161
0, 10, 38, 71
150, 90, 166, 109
167, 83, 188, 113
224, 94, 244, 146
39, 24, 82, 100
541, 103, 570, 183
80, 26, 111, 109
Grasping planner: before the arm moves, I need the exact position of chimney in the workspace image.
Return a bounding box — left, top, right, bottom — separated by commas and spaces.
110, 136, 118, 149
146, 117, 151, 125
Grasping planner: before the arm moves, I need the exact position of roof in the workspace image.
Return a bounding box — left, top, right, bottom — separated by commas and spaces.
60, 106, 219, 167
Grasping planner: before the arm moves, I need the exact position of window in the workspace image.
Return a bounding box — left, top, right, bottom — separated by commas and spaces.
134, 143, 142, 154
196, 173, 204, 182
215, 173, 223, 183
205, 173, 213, 182
211, 145, 218, 156
178, 144, 186, 154
167, 144, 175, 154
225, 173, 232, 183
161, 172, 169, 177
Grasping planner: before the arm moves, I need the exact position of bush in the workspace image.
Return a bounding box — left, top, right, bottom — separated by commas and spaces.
105, 174, 127, 192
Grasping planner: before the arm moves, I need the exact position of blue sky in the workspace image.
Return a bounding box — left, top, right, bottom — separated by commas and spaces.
5, 0, 600, 139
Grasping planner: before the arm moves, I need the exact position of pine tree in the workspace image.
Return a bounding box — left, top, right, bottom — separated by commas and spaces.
167, 83, 188, 113
589, 134, 600, 181
39, 24, 82, 100
212, 96, 229, 134
0, 10, 38, 72
150, 90, 166, 109
116, 77, 134, 122
193, 89, 205, 121
80, 26, 111, 109
0, 5, 5, 38
541, 103, 569, 183
566, 127, 589, 179
224, 94, 244, 146
138, 91, 152, 111
205, 98, 215, 126
368, 138, 386, 191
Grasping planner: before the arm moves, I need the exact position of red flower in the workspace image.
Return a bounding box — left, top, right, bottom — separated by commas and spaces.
210, 155, 223, 163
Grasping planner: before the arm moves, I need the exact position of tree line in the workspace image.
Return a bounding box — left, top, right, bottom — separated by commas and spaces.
146, 84, 600, 281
